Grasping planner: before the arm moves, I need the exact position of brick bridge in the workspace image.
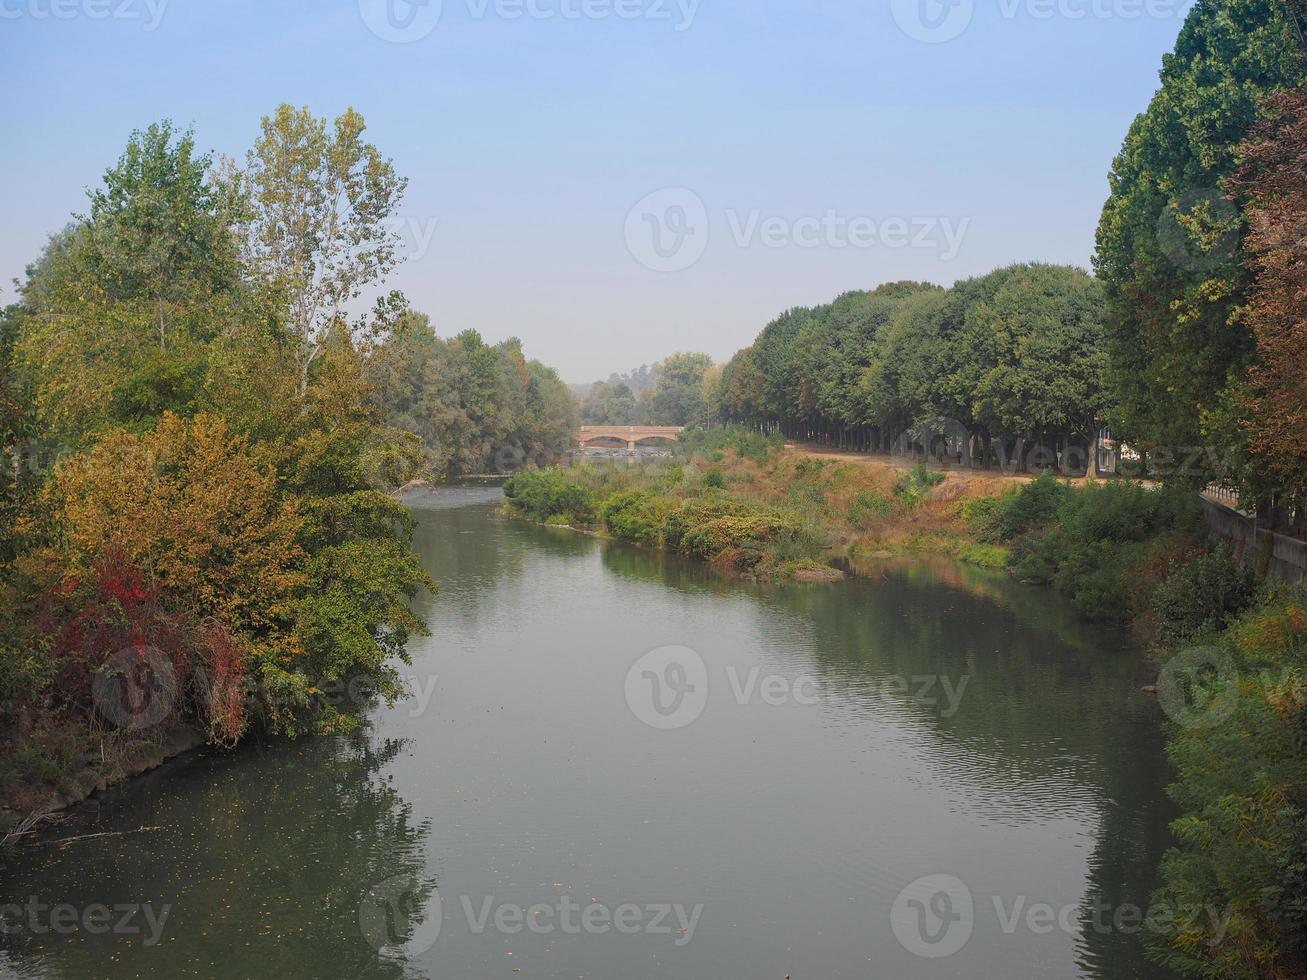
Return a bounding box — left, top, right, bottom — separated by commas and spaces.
578, 425, 684, 452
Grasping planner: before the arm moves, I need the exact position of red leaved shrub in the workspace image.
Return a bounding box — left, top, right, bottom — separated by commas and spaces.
32, 551, 248, 743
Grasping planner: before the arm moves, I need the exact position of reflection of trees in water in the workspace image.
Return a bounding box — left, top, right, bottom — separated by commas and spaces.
598, 536, 1177, 977
0, 731, 436, 980
407, 500, 597, 627
601, 538, 1158, 778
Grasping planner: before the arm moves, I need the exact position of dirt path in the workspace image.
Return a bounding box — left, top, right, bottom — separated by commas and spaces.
781, 441, 1044, 486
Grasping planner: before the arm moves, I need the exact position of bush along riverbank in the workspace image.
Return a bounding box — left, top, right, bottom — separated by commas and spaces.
504, 429, 1029, 581
507, 429, 1307, 977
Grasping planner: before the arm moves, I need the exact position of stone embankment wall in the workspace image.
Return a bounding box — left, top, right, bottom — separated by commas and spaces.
1202, 497, 1307, 585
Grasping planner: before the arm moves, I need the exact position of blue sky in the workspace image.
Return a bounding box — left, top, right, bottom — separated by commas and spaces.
1, 0, 1191, 381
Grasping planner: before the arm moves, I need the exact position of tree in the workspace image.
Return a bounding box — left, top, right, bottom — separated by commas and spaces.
1230, 84, 1307, 521
364, 312, 577, 478
34, 412, 307, 741
650, 351, 712, 426
15, 123, 245, 442
84, 120, 241, 348
962, 264, 1109, 472
580, 381, 641, 425
1093, 0, 1305, 487
240, 104, 408, 393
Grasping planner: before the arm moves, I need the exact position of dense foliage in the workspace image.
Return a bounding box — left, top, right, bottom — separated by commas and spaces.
503, 457, 830, 579
974, 476, 1208, 620
1082, 5, 1307, 975
1150, 593, 1307, 979
1229, 83, 1307, 527
365, 311, 576, 478
578, 351, 714, 427
1093, 0, 1306, 493
0, 106, 572, 811
710, 266, 1110, 474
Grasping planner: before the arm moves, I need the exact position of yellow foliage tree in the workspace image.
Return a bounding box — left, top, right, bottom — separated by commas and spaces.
45, 412, 307, 673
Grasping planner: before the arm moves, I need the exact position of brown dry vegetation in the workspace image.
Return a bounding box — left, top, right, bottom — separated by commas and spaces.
696, 443, 1031, 563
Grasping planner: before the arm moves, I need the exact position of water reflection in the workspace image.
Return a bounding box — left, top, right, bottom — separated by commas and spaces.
599, 530, 1176, 977
0, 734, 436, 979
0, 492, 1176, 979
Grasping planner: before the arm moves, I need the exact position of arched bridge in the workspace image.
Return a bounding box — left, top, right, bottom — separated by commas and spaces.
578, 425, 684, 451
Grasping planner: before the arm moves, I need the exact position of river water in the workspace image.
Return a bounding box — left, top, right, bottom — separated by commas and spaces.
0, 487, 1176, 979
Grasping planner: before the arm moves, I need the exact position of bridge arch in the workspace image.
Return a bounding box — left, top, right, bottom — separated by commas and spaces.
578, 425, 685, 451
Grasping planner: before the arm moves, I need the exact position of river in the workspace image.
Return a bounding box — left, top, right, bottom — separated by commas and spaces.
0, 487, 1176, 979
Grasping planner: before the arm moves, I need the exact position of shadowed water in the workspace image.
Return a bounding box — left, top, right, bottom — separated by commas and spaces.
0, 488, 1176, 978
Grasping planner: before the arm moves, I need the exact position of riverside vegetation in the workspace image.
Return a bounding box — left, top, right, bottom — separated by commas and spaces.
0, 107, 573, 827
5, 0, 1307, 974
505, 424, 1306, 978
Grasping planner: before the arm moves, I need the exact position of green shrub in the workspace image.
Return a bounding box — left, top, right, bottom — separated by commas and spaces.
960, 493, 1005, 540
503, 468, 597, 525
1150, 595, 1307, 978
959, 543, 1008, 569
787, 480, 826, 508
1011, 482, 1205, 621
664, 497, 818, 571
1152, 545, 1258, 648
663, 498, 754, 552
659, 464, 686, 489
601, 489, 665, 545
792, 457, 828, 478
892, 464, 946, 505
984, 473, 1069, 541
703, 468, 726, 489
849, 488, 894, 526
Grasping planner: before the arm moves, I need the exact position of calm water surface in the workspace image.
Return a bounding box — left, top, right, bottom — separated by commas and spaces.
0, 488, 1176, 979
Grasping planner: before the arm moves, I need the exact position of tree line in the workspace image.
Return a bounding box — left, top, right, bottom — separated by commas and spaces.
707, 267, 1110, 475
366, 312, 575, 478
701, 0, 1307, 529
578, 351, 715, 428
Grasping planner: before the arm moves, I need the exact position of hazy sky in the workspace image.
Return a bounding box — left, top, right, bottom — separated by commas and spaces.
1, 0, 1192, 382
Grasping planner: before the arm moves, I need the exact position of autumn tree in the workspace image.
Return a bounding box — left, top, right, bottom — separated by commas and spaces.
1093, 0, 1305, 487
41, 413, 306, 666
1231, 84, 1307, 524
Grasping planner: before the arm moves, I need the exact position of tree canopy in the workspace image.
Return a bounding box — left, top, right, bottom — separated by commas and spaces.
711, 266, 1109, 473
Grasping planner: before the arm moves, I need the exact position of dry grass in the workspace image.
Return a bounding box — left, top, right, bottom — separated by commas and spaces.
687, 443, 1028, 562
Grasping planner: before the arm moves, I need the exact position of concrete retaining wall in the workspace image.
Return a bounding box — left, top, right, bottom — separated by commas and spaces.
1202, 497, 1307, 585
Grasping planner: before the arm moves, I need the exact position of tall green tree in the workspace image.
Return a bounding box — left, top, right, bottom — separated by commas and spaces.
84, 120, 241, 348
16, 123, 245, 441
1093, 0, 1305, 486
650, 351, 713, 426
240, 104, 409, 393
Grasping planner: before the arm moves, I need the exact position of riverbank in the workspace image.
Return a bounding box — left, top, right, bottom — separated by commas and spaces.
502, 431, 1264, 641
509, 431, 1307, 976
0, 725, 206, 843
504, 432, 1031, 582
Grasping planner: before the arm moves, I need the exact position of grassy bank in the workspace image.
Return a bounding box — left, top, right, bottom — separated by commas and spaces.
506, 429, 1307, 977
505, 429, 1028, 580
